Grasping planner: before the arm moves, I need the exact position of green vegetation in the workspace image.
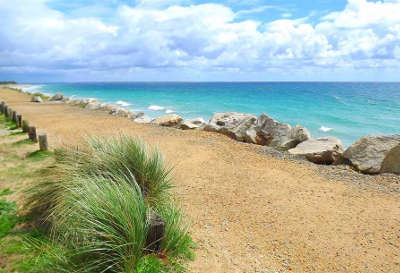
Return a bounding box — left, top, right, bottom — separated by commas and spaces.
26, 136, 194, 272
0, 113, 194, 273
0, 189, 18, 239
31, 92, 49, 100
0, 81, 16, 85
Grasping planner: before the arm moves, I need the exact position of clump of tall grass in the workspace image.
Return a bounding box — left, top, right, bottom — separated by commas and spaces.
24, 135, 194, 272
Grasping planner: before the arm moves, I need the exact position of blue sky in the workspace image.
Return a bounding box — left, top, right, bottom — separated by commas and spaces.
0, 0, 399, 82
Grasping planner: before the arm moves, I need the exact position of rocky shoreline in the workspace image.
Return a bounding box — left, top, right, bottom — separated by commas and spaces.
17, 88, 400, 176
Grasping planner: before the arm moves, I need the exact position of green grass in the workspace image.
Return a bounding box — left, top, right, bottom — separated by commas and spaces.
0, 115, 17, 130
0, 190, 18, 239
27, 151, 53, 161
32, 92, 49, 101
23, 135, 194, 273
12, 139, 35, 147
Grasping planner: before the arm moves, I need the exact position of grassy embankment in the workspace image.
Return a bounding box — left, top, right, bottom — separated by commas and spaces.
0, 111, 194, 272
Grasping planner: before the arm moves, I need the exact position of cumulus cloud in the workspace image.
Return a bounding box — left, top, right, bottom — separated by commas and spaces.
0, 0, 400, 80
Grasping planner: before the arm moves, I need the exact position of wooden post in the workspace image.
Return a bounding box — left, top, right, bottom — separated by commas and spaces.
38, 134, 48, 151
16, 115, 22, 128
145, 212, 165, 253
12, 111, 17, 123
28, 126, 37, 142
4, 106, 9, 117
22, 120, 29, 133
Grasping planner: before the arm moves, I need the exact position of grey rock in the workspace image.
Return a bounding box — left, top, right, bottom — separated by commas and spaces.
109, 107, 129, 117
255, 114, 293, 149
31, 96, 43, 103
204, 112, 257, 141
151, 114, 183, 127
85, 102, 102, 110
343, 134, 400, 174
281, 125, 312, 150
288, 137, 344, 164
179, 118, 206, 130
127, 111, 143, 120
134, 115, 151, 124
50, 93, 63, 101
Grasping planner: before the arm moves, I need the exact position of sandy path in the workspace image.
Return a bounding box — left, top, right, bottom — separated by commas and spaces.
1, 88, 400, 273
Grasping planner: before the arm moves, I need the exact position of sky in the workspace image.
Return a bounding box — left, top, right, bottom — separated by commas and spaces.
0, 0, 400, 82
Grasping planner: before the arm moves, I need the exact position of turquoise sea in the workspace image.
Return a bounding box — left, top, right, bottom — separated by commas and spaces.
29, 82, 400, 147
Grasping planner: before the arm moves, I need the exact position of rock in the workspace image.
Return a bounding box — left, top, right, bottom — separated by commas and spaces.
255, 114, 293, 149
109, 107, 127, 116
204, 112, 257, 141
127, 111, 143, 120
99, 103, 115, 112
291, 125, 311, 143
244, 127, 270, 146
288, 137, 344, 164
151, 114, 183, 127
85, 102, 101, 110
31, 96, 43, 103
343, 135, 400, 174
134, 115, 151, 124
281, 125, 312, 149
50, 93, 63, 101
179, 118, 206, 130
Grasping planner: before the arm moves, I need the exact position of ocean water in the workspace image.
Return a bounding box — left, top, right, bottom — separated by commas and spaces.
28, 82, 400, 147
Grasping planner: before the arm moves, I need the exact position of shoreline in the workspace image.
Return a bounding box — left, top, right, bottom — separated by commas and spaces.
13, 82, 400, 148
1, 86, 400, 272
6, 84, 400, 176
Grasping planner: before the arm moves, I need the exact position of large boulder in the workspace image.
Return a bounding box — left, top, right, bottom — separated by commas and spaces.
151, 114, 183, 127
85, 102, 101, 110
179, 118, 206, 130
343, 135, 400, 174
50, 93, 63, 101
31, 96, 43, 103
127, 111, 144, 120
281, 125, 312, 149
288, 137, 344, 164
255, 114, 294, 150
109, 107, 130, 117
134, 115, 151, 124
204, 112, 257, 141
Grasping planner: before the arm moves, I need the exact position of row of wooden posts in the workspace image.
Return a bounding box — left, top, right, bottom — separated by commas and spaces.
0, 100, 48, 151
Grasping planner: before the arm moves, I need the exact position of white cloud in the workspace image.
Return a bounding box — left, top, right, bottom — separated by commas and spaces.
1, 0, 400, 80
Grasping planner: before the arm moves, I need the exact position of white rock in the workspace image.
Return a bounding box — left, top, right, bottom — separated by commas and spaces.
134, 115, 151, 124
85, 102, 101, 110
289, 137, 344, 164
204, 112, 257, 141
179, 118, 206, 130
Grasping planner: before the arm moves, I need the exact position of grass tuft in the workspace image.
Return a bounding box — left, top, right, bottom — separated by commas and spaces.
23, 135, 193, 272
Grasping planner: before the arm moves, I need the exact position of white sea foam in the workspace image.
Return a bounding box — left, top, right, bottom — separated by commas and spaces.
148, 105, 165, 111
319, 126, 333, 132
21, 84, 44, 93
165, 109, 175, 114
116, 100, 132, 107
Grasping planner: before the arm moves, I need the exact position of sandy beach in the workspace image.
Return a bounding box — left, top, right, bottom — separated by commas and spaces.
1, 87, 400, 273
